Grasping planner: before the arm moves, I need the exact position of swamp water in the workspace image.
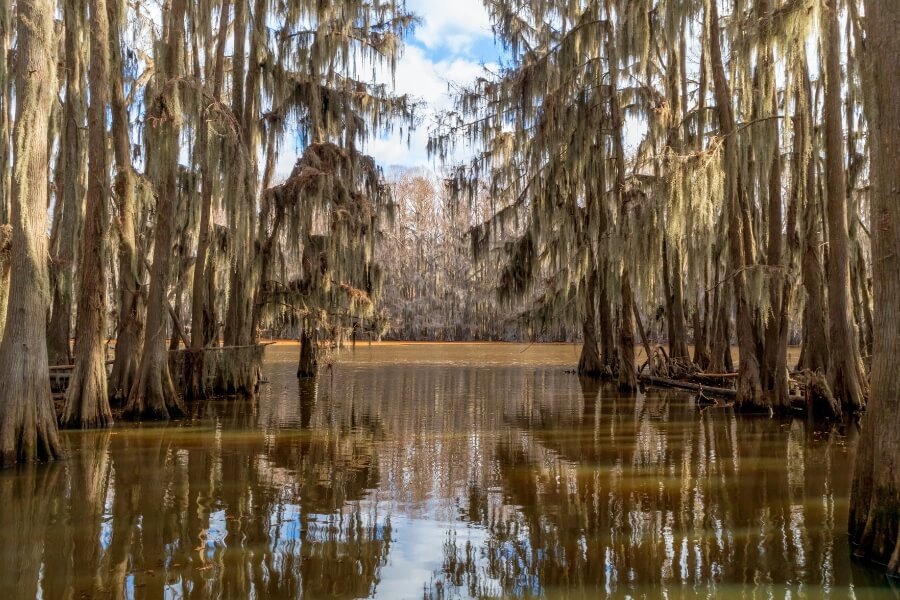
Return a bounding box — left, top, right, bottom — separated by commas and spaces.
0, 343, 895, 599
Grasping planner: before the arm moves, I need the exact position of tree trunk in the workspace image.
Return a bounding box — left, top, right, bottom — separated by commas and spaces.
0, 226, 10, 342
598, 270, 617, 373
47, 0, 88, 366
604, 6, 636, 392
707, 0, 765, 409
0, 0, 64, 465
795, 52, 829, 374
107, 0, 145, 401
761, 12, 784, 395
124, 0, 187, 420
855, 245, 874, 357
823, 0, 867, 411
0, 0, 10, 223
297, 329, 318, 378
663, 240, 690, 360
223, 0, 255, 349
849, 0, 900, 575
577, 270, 603, 377
188, 0, 230, 400
62, 0, 113, 429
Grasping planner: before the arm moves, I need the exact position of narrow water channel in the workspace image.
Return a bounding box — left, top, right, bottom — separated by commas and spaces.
0, 343, 894, 598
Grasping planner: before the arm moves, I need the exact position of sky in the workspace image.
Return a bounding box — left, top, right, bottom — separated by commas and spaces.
275, 0, 501, 179
366, 0, 502, 170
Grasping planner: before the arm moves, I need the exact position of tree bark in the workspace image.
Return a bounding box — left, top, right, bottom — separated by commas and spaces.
124, 0, 187, 420
0, 226, 9, 342
706, 0, 765, 409
48, 0, 88, 366
760, 12, 783, 396
823, 0, 867, 411
849, 0, 900, 576
663, 240, 690, 360
0, 0, 10, 224
577, 270, 603, 377
107, 0, 146, 401
604, 7, 636, 392
223, 0, 255, 349
0, 0, 64, 465
62, 0, 113, 428
297, 329, 319, 378
188, 0, 230, 400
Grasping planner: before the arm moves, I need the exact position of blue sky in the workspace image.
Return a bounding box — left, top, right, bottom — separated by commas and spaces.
276, 0, 501, 178
366, 0, 502, 169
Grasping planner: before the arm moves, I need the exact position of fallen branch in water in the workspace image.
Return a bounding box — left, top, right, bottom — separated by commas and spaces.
640, 375, 737, 399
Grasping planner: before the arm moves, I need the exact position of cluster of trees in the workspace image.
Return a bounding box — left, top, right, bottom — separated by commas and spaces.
431, 0, 898, 575
0, 0, 415, 463
379, 170, 580, 341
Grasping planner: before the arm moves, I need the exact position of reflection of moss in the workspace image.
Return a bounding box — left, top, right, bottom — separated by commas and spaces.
300, 515, 392, 599
431, 390, 870, 599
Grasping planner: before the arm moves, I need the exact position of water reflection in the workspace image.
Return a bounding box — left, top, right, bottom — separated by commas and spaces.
0, 344, 894, 599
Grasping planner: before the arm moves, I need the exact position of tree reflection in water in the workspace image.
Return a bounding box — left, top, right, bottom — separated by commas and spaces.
0, 344, 893, 599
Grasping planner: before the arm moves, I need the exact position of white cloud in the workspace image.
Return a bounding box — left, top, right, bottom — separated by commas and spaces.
273, 1, 496, 179
365, 44, 490, 169
406, 0, 493, 54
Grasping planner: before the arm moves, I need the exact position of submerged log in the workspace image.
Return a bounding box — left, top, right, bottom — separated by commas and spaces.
640, 375, 737, 399
641, 373, 811, 414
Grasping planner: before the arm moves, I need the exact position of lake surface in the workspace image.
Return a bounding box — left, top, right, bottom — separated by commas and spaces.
1, 343, 895, 599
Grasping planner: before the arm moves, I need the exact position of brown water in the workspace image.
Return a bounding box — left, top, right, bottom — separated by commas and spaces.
0, 343, 895, 599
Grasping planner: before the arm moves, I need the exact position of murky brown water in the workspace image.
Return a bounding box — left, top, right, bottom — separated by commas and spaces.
0, 343, 895, 599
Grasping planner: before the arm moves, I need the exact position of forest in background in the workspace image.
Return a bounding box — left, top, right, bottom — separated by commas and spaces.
0, 0, 897, 576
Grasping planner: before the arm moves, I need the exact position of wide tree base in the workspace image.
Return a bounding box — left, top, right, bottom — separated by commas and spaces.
297, 330, 318, 378
577, 340, 606, 379
850, 492, 900, 576
123, 354, 185, 421
0, 388, 63, 467
61, 352, 112, 429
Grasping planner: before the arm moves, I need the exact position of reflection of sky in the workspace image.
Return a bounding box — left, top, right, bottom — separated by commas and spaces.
374, 515, 500, 600
6, 344, 895, 599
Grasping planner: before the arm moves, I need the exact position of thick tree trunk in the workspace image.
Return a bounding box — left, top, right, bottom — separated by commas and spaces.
62, 0, 113, 429
663, 241, 690, 360
188, 0, 230, 400
577, 271, 603, 377
604, 8, 636, 392
849, 0, 900, 575
762, 72, 784, 396
598, 270, 617, 373
223, 0, 255, 349
707, 0, 765, 410
124, 0, 187, 420
48, 0, 88, 366
0, 0, 64, 465
107, 0, 145, 401
796, 55, 829, 373
855, 245, 874, 357
297, 329, 319, 378
617, 276, 638, 391
0, 226, 9, 341
823, 1, 867, 411
799, 190, 830, 371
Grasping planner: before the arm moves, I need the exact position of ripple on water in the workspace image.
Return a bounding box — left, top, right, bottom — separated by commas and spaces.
0, 343, 893, 599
